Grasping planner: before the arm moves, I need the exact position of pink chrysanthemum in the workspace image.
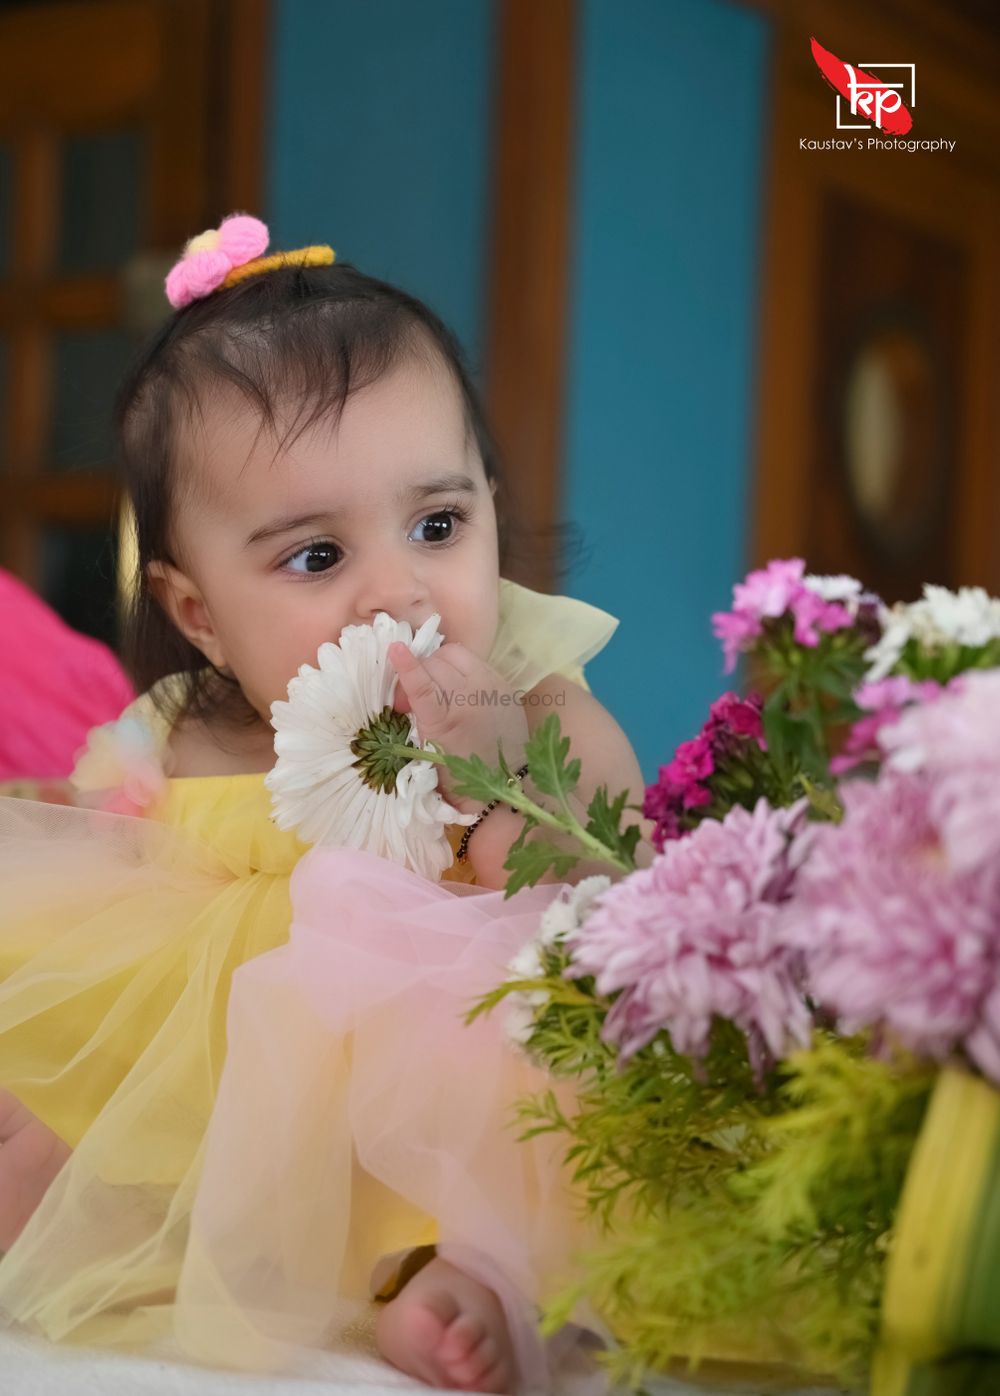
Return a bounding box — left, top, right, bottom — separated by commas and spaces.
567, 800, 812, 1067
879, 669, 1000, 878
711, 558, 856, 673
782, 771, 1000, 1082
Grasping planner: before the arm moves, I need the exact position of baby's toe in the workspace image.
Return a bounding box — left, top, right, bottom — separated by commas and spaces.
441, 1319, 511, 1392
440, 1311, 486, 1364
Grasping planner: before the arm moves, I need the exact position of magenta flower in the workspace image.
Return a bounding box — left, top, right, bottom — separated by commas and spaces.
782, 771, 1000, 1082
830, 676, 944, 774
644, 693, 767, 849
712, 558, 856, 673
880, 668, 1000, 878
661, 735, 715, 809
567, 800, 812, 1068
708, 692, 765, 741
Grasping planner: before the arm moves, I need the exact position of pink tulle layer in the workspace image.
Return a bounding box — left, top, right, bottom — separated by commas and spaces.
180, 846, 605, 1393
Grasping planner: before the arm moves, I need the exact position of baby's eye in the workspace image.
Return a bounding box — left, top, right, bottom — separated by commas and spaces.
409, 508, 465, 545
282, 541, 340, 575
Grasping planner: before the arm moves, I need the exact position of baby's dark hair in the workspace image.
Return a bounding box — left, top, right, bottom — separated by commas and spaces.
114, 260, 577, 727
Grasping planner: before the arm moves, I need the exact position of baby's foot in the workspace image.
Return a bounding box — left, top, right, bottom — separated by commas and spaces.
375, 1255, 515, 1393
0, 1090, 70, 1250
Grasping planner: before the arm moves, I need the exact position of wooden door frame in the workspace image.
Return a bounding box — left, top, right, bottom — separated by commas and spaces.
739, 0, 1000, 590
484, 0, 577, 595
0, 0, 270, 591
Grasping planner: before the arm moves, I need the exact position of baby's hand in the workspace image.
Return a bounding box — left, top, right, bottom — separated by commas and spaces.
388, 641, 529, 815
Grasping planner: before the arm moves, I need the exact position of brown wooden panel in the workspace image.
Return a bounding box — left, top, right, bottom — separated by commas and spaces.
484, 0, 576, 594
749, 4, 1000, 597
0, 3, 159, 129
0, 0, 270, 622
5, 474, 119, 525
809, 193, 966, 603
0, 278, 121, 328
147, 0, 212, 245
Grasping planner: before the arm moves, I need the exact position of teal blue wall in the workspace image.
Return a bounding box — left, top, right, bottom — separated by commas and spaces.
561, 0, 770, 779
266, 0, 771, 782
267, 0, 495, 370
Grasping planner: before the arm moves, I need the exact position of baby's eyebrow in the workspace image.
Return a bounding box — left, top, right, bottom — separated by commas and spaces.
244, 472, 478, 547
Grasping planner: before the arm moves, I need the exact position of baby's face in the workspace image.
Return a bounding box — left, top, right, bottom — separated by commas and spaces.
157, 348, 501, 729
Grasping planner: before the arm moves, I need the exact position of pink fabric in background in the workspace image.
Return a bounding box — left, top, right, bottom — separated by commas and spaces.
0, 568, 135, 780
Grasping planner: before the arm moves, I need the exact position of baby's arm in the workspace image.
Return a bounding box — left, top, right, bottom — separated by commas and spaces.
465, 675, 657, 890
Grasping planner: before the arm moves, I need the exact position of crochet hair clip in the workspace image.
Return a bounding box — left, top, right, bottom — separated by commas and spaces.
164, 214, 335, 309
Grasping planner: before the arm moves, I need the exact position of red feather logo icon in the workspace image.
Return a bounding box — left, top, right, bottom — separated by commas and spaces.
810, 37, 914, 135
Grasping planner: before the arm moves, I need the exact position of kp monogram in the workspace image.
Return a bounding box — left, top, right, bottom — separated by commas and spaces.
810, 38, 915, 136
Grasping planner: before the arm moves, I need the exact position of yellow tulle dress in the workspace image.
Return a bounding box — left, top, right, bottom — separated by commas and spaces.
0, 579, 619, 1388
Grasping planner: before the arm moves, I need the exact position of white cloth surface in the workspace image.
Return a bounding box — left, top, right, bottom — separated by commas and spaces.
0, 1321, 424, 1395
0, 1325, 848, 1396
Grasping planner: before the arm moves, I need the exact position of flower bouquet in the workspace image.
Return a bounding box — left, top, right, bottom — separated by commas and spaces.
446, 562, 1000, 1395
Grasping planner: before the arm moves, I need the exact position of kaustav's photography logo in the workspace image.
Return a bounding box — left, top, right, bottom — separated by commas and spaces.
802, 37, 956, 154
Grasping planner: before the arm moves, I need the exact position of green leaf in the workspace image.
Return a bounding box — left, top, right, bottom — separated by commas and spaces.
798, 775, 843, 824
523, 713, 581, 802
440, 749, 518, 805
584, 784, 628, 844
583, 785, 641, 869
503, 838, 580, 896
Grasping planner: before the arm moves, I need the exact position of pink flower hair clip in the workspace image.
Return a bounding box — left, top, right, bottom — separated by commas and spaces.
164, 214, 335, 309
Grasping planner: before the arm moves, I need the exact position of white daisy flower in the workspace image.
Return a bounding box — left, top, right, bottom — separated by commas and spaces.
266, 611, 475, 880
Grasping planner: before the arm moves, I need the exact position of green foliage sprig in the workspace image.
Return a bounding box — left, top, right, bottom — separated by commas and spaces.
392, 713, 642, 895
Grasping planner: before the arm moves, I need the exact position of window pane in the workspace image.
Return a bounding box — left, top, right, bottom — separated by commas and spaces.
40, 525, 120, 649
49, 329, 133, 470
57, 129, 144, 275
0, 145, 11, 279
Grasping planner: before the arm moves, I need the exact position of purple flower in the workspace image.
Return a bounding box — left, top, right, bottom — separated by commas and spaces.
781, 771, 1000, 1082
880, 669, 1000, 877
830, 676, 944, 775
567, 800, 812, 1068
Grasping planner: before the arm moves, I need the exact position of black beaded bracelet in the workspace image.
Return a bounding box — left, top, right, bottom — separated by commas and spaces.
455, 762, 530, 865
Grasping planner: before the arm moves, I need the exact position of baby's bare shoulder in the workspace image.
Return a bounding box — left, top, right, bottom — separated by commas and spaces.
164, 719, 226, 777
524, 673, 637, 780
525, 674, 658, 859
165, 716, 272, 778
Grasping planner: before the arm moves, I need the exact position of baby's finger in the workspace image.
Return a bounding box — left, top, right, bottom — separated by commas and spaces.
432, 641, 480, 678
388, 644, 450, 713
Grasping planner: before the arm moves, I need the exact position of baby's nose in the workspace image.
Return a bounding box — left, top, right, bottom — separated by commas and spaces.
356, 578, 427, 629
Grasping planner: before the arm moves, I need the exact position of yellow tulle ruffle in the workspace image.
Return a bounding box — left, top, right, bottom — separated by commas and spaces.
0, 579, 618, 1360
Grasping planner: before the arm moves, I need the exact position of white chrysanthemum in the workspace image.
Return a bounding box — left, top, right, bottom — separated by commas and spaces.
266, 611, 474, 880
503, 875, 612, 1049
864, 585, 1000, 681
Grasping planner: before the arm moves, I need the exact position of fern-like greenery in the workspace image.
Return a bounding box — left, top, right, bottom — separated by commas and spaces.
493, 959, 932, 1387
